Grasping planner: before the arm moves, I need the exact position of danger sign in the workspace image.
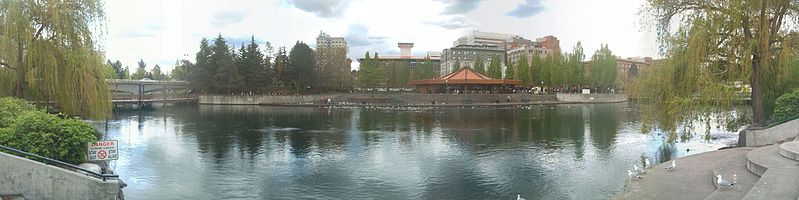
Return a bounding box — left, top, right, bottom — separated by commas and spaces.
87, 140, 118, 161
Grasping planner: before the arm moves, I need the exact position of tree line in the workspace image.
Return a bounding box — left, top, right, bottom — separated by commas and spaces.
505, 42, 619, 91
429, 42, 620, 92
357, 52, 436, 88
103, 59, 168, 80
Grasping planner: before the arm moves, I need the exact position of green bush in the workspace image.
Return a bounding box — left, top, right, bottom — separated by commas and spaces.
772, 89, 799, 123
0, 97, 37, 128
0, 111, 97, 164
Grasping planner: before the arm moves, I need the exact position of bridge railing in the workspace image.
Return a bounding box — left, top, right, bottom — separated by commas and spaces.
106, 79, 188, 85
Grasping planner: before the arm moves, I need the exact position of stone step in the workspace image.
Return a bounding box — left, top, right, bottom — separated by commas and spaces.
742, 168, 799, 200
780, 140, 799, 162
704, 148, 757, 200
745, 144, 799, 177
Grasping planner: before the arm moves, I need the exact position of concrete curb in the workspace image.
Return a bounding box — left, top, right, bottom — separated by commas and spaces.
779, 141, 799, 162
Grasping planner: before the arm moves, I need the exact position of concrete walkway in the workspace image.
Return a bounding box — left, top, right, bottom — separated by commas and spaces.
614, 136, 799, 200
612, 148, 753, 200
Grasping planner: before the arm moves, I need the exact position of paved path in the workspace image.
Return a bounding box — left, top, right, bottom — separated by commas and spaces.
612, 148, 754, 200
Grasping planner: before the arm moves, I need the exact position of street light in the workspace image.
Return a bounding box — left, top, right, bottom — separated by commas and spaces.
445, 79, 449, 94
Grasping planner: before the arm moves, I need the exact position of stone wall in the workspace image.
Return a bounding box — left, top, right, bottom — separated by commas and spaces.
555, 93, 628, 103
0, 152, 119, 199
198, 95, 335, 105
739, 118, 799, 147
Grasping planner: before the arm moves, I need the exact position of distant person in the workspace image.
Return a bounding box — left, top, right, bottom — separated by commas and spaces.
507, 95, 511, 102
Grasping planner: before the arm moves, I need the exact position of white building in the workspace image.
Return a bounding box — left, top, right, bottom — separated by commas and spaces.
316, 31, 348, 50
452, 30, 515, 48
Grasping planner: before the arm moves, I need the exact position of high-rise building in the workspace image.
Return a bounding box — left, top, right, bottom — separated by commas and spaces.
441, 44, 505, 76
315, 31, 351, 90
316, 31, 348, 50
506, 35, 561, 72
452, 30, 514, 48
443, 30, 517, 76
534, 35, 560, 52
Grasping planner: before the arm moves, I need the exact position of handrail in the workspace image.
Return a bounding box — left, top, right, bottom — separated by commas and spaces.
0, 145, 119, 181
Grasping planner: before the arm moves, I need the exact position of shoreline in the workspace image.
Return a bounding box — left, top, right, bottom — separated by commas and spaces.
197, 93, 629, 106
257, 100, 625, 108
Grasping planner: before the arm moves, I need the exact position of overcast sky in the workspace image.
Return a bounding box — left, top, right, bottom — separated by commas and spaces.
102, 0, 658, 72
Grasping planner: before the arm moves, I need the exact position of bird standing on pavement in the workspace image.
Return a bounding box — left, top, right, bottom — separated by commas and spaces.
717, 175, 734, 188
633, 164, 646, 174
628, 170, 642, 180
665, 160, 676, 171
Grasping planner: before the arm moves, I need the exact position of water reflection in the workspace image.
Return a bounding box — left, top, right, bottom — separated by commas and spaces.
97, 103, 739, 200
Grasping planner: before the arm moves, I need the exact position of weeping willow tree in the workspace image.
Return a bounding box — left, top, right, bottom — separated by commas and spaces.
0, 0, 110, 119
633, 0, 799, 142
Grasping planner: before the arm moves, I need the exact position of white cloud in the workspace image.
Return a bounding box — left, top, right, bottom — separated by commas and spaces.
102, 0, 658, 73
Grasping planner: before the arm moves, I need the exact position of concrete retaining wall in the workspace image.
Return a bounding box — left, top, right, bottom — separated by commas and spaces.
555, 93, 628, 103
0, 152, 119, 199
739, 118, 799, 147
198, 95, 335, 105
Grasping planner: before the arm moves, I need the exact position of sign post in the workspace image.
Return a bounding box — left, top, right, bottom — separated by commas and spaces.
87, 140, 118, 161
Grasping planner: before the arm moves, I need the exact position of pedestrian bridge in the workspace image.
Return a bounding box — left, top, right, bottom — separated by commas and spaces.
106, 79, 196, 105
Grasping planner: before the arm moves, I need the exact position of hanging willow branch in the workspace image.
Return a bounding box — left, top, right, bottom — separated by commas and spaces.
0, 0, 111, 119
633, 0, 799, 141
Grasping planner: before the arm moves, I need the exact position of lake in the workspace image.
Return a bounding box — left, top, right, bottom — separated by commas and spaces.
96, 103, 739, 199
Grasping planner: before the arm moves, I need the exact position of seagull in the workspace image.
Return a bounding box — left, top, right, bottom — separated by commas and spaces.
717, 175, 734, 188
633, 164, 646, 174
628, 170, 642, 180
517, 194, 526, 200
644, 158, 652, 168
665, 160, 676, 171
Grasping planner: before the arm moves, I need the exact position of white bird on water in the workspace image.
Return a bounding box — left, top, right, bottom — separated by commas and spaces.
517, 194, 526, 200
644, 158, 652, 168
717, 175, 735, 188
665, 160, 676, 171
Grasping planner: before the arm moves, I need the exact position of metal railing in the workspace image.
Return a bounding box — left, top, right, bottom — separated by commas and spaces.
0, 145, 119, 181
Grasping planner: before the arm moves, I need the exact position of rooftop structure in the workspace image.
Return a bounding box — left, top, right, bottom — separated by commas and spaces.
398, 42, 414, 57
356, 43, 443, 85
409, 67, 520, 94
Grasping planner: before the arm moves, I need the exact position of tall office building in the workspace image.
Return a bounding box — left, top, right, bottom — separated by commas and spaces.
316, 31, 348, 50
452, 30, 515, 48
315, 31, 351, 90
443, 31, 516, 76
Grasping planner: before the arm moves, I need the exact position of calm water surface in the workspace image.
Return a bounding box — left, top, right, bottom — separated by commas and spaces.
96, 103, 739, 200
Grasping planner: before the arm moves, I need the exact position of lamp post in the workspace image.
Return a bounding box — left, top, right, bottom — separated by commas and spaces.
445, 79, 449, 103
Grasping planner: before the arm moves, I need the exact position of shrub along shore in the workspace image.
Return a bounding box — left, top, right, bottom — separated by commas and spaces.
0, 97, 97, 164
